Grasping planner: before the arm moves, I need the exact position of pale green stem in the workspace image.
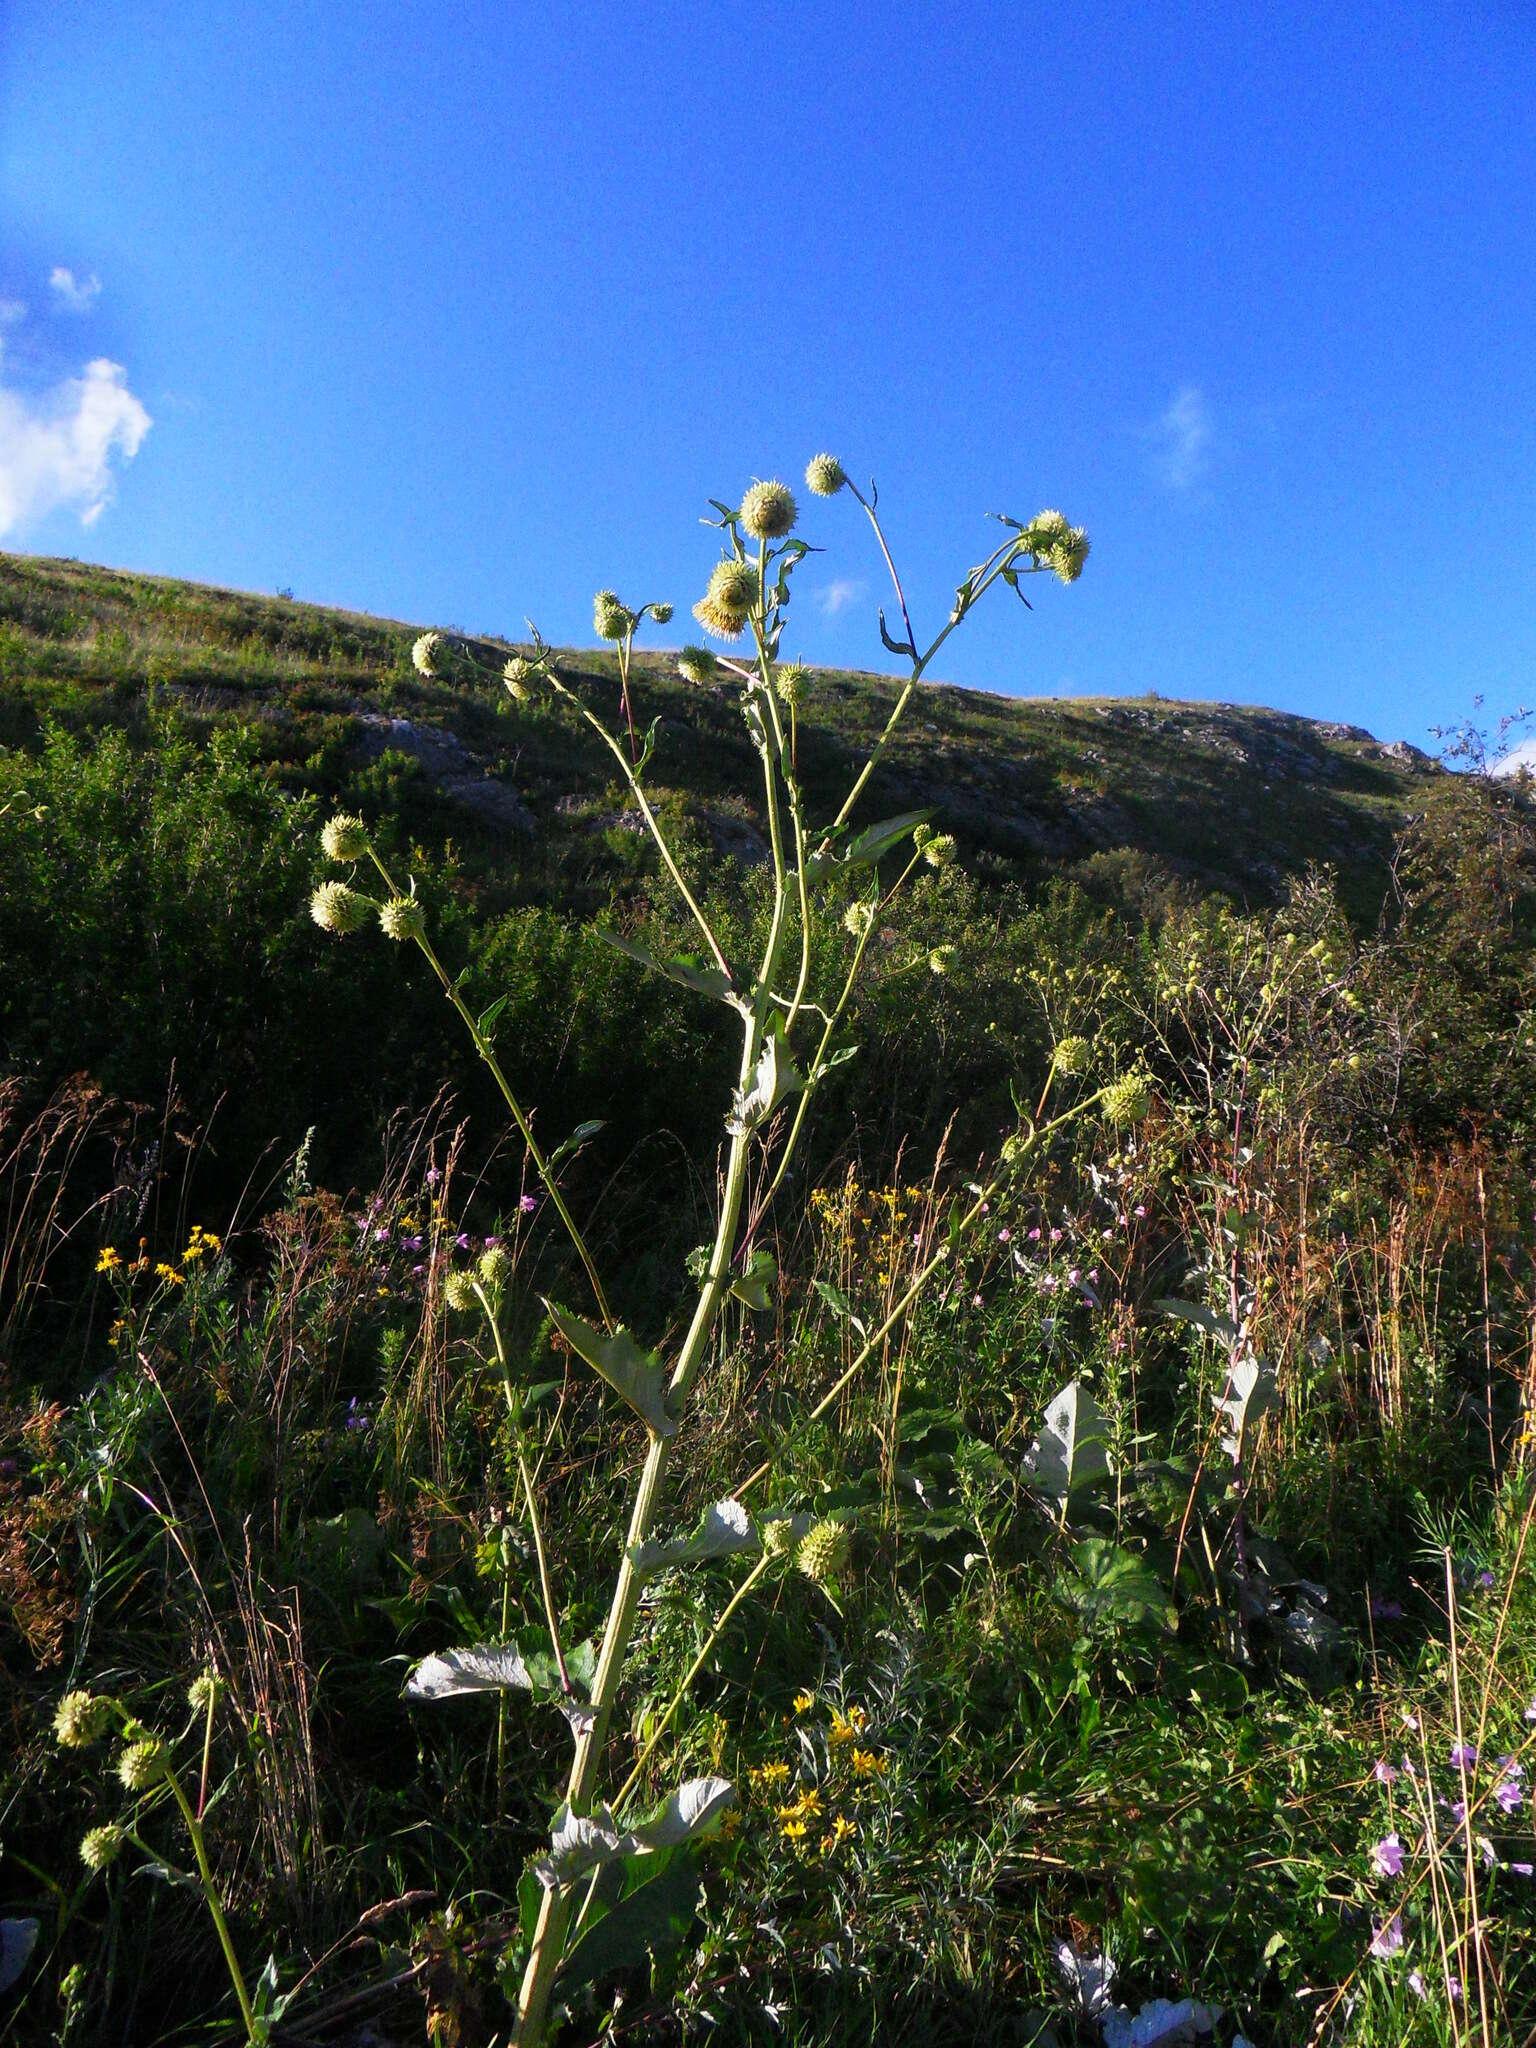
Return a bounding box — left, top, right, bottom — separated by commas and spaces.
365, 845, 614, 1330
163, 1763, 258, 2043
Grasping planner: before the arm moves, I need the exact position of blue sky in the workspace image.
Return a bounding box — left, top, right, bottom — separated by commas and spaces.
1, 1, 1533, 743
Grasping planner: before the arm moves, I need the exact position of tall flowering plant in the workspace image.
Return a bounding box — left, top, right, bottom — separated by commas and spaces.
312, 457, 1088, 2041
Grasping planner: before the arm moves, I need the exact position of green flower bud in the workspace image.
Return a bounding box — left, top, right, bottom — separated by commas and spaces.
1048, 527, 1090, 585
648, 601, 674, 625
775, 662, 809, 710
795, 1517, 852, 1588
444, 1270, 478, 1313
928, 945, 955, 976
593, 591, 634, 643
1000, 1131, 1028, 1168
805, 453, 847, 498
1103, 1071, 1154, 1127
116, 1738, 167, 1792
310, 881, 373, 936
411, 632, 441, 678
479, 1245, 510, 1290
54, 1690, 113, 1750
677, 644, 718, 685
842, 901, 874, 938
503, 656, 535, 703
922, 833, 958, 869
1024, 510, 1071, 552
80, 1824, 125, 1873
707, 559, 759, 617
740, 479, 798, 540
321, 813, 369, 862
187, 1670, 223, 1715
761, 1518, 795, 1560
1053, 1034, 1091, 1078
379, 895, 426, 944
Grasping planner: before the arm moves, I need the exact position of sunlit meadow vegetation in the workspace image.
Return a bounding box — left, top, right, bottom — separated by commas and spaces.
1, 475, 1534, 2048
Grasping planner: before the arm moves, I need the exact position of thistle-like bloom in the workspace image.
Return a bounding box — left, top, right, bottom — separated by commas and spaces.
1049, 528, 1090, 585
503, 657, 534, 703
677, 644, 718, 685
775, 662, 809, 710
921, 833, 958, 869
691, 596, 746, 642
1053, 1034, 1092, 1077
648, 601, 674, 625
842, 901, 874, 938
116, 1738, 167, 1792
187, 1670, 223, 1715
1025, 510, 1071, 550
80, 1825, 125, 1873
805, 453, 847, 497
55, 1690, 113, 1750
310, 881, 373, 936
709, 558, 759, 616
796, 1517, 852, 1588
412, 632, 441, 678
479, 1245, 510, 1290
928, 946, 955, 976
593, 591, 634, 643
761, 1518, 795, 1560
379, 896, 426, 944
444, 1270, 478, 1313
740, 480, 798, 540
321, 813, 369, 862
1103, 1072, 1153, 1127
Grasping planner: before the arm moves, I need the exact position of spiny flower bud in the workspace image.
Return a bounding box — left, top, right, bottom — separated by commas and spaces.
55, 1690, 113, 1750
321, 813, 369, 862
775, 662, 809, 710
805, 453, 847, 498
80, 1825, 125, 1873
503, 656, 534, 703
677, 645, 718, 685
593, 591, 634, 643
116, 1738, 167, 1792
707, 559, 758, 617
412, 632, 441, 678
795, 1517, 852, 1588
310, 881, 373, 936
444, 1270, 479, 1313
842, 901, 874, 938
1025, 510, 1071, 551
928, 946, 955, 976
761, 1518, 795, 1560
1103, 1071, 1154, 1127
648, 601, 674, 626
1049, 527, 1090, 585
922, 833, 957, 869
740, 480, 798, 541
187, 1670, 223, 1715
479, 1245, 510, 1290
1053, 1034, 1091, 1078
379, 895, 426, 944
692, 596, 747, 643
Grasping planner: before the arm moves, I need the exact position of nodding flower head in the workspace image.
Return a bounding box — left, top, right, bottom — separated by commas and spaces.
677, 644, 718, 686
775, 662, 809, 710
693, 558, 759, 641
1049, 527, 1090, 585
54, 1690, 113, 1750
648, 600, 674, 626
411, 632, 441, 678
1103, 1070, 1154, 1127
928, 945, 955, 976
805, 453, 847, 498
479, 1245, 511, 1290
921, 832, 957, 869
842, 901, 874, 938
1053, 1034, 1092, 1078
310, 881, 373, 936
593, 591, 634, 643
740, 479, 798, 541
444, 1270, 479, 1314
379, 895, 426, 944
116, 1738, 167, 1792
1025, 510, 1070, 550
80, 1825, 125, 1873
795, 1517, 852, 1588
187, 1670, 223, 1715
321, 813, 369, 862
503, 656, 535, 703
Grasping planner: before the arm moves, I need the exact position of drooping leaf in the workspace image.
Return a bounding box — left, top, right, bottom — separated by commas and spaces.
1023, 1381, 1113, 1506
877, 608, 916, 658
1062, 1538, 1177, 1635
728, 1246, 776, 1312
596, 930, 742, 1009
547, 1119, 605, 1171
544, 1301, 678, 1436
558, 1848, 703, 1999
726, 1030, 803, 1136
533, 1777, 736, 1887
627, 1775, 736, 1852
1213, 1352, 1279, 1464
476, 993, 511, 1040
843, 809, 931, 870
1156, 1296, 1241, 1347
631, 1498, 757, 1577
404, 1642, 534, 1701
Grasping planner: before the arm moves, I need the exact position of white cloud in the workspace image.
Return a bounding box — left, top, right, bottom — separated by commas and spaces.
0, 354, 152, 537
49, 266, 102, 313
1150, 384, 1211, 490
817, 577, 866, 618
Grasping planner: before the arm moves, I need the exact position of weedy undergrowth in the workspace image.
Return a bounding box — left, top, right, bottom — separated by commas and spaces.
309, 459, 1104, 2041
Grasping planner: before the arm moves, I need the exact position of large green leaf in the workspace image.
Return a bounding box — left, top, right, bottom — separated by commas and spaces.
558, 1848, 703, 1999
544, 1300, 678, 1437
1213, 1353, 1279, 1465
726, 1030, 803, 1136
404, 1642, 533, 1701
533, 1776, 735, 1888
1156, 1296, 1241, 1347
728, 1245, 776, 1312
843, 809, 931, 869
1024, 1380, 1113, 1507
1063, 1537, 1176, 1635
596, 930, 743, 1009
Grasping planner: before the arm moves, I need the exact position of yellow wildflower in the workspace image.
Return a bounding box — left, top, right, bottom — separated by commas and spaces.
829, 1706, 868, 1746
780, 1816, 809, 1842
749, 1760, 790, 1789
793, 1690, 815, 1714
850, 1748, 887, 1778
154, 1264, 185, 1287
95, 1248, 121, 1274
827, 1813, 856, 1847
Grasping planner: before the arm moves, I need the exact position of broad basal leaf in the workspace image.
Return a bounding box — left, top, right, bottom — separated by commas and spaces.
1062, 1537, 1176, 1635
1156, 1296, 1241, 1348
1213, 1352, 1278, 1464
1024, 1380, 1113, 1507
544, 1301, 678, 1437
